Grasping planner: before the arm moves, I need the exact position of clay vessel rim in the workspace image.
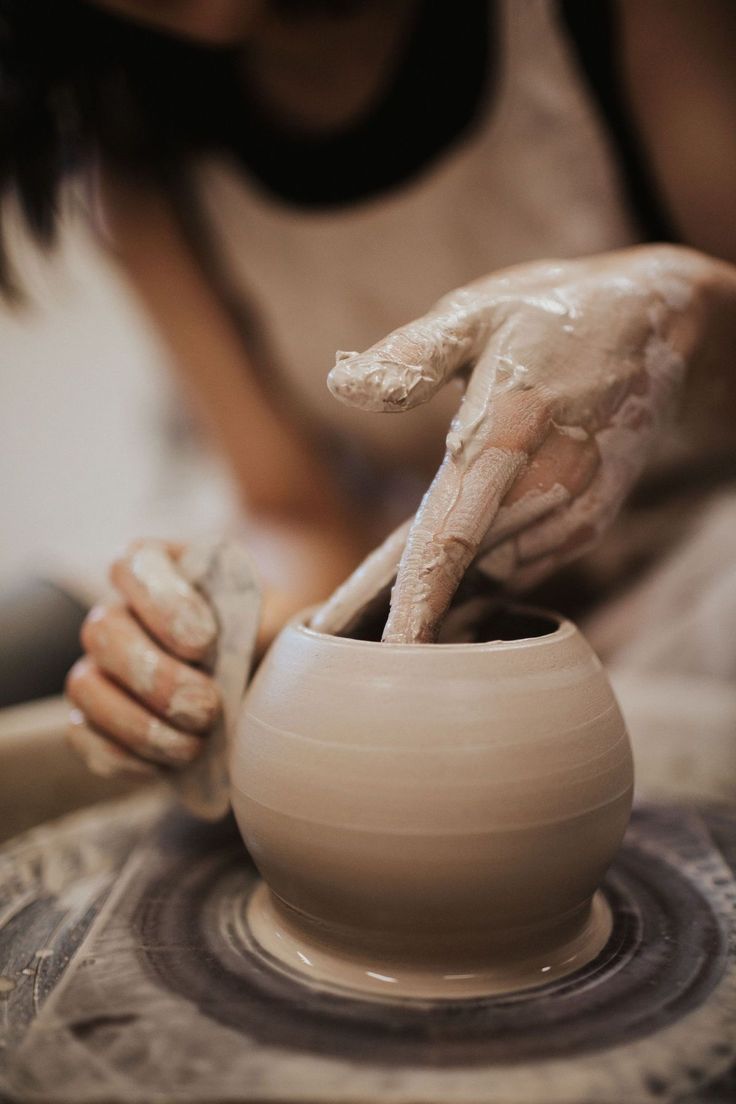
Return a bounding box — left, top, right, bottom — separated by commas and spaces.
298, 604, 573, 652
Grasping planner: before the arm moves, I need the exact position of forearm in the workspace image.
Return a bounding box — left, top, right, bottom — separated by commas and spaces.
99, 172, 355, 529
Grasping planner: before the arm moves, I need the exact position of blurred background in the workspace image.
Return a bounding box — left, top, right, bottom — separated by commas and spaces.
0, 206, 239, 597
0, 202, 241, 834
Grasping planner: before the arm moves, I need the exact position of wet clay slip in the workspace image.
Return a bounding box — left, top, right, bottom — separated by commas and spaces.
231, 608, 633, 1000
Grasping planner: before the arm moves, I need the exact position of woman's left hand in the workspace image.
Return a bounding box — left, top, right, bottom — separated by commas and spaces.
326, 245, 734, 642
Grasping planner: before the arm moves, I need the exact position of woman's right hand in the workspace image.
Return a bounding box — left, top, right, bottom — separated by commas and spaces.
66, 540, 221, 780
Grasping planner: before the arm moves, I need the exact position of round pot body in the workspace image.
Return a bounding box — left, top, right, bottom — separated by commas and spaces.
231, 609, 633, 1000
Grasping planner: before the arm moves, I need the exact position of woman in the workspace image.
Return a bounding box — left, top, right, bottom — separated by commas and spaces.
3, 1, 735, 774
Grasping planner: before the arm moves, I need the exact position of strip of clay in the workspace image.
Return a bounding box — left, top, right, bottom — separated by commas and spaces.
310, 519, 410, 637
173, 540, 261, 820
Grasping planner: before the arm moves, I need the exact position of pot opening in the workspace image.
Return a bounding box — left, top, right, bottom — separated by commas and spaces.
342, 572, 560, 645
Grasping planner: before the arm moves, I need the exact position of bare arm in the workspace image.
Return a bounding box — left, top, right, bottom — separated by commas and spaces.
101, 172, 351, 527
67, 174, 368, 779
620, 0, 736, 264
103, 172, 370, 609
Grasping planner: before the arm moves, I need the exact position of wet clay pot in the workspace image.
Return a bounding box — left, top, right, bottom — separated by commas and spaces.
230, 607, 633, 1000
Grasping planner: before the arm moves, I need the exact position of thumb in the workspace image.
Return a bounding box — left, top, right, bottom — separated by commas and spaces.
327, 294, 492, 413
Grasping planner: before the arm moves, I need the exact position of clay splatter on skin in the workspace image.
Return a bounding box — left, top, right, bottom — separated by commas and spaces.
66, 659, 200, 769
67, 708, 156, 779
80, 603, 220, 733
126, 545, 217, 655
68, 542, 255, 797
127, 639, 160, 698
145, 718, 201, 765
325, 246, 709, 643
167, 681, 220, 732
131, 547, 215, 647
84, 606, 159, 698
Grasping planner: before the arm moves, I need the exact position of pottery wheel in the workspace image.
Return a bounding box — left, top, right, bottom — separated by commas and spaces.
1, 793, 735, 1103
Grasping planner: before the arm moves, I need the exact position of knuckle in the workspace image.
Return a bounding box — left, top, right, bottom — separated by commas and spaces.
80, 610, 102, 652
166, 674, 220, 732
65, 658, 90, 699
109, 538, 155, 583
435, 285, 482, 314
81, 603, 124, 653
108, 558, 126, 590
144, 720, 202, 765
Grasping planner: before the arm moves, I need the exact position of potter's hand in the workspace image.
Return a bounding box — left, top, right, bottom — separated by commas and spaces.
66, 540, 220, 779
328, 246, 726, 643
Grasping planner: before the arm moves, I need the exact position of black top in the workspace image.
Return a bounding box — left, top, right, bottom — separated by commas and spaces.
0, 0, 678, 299
207, 0, 675, 241
229, 0, 494, 207
34, 0, 674, 240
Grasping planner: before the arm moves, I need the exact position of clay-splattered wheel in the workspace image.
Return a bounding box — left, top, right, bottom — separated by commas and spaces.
134, 806, 735, 1069
3, 799, 736, 1102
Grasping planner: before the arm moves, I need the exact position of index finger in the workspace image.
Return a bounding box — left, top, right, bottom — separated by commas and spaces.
383, 386, 549, 643
327, 290, 493, 413
110, 541, 218, 662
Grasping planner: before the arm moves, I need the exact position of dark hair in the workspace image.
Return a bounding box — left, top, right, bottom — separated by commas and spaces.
0, 0, 250, 295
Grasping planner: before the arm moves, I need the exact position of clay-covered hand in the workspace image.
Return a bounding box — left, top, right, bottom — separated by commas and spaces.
328, 245, 727, 643
66, 540, 220, 779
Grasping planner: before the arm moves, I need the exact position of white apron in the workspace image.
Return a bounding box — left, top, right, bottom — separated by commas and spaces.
197, 0, 640, 506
